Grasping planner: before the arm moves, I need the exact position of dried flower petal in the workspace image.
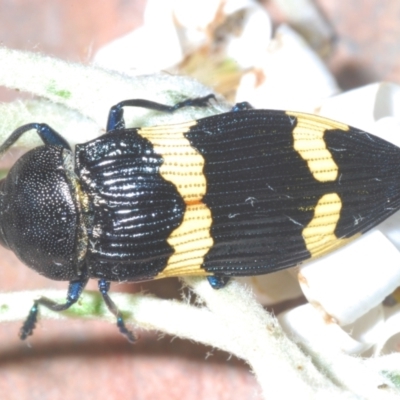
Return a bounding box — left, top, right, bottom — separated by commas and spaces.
374, 304, 400, 355
298, 230, 400, 326
237, 270, 303, 306
319, 82, 400, 132
278, 303, 372, 354
236, 25, 338, 111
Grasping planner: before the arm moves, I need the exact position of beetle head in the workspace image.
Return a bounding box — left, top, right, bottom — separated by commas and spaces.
0, 146, 82, 280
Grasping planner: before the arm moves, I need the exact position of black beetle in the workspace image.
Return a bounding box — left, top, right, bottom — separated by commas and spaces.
1, 94, 400, 341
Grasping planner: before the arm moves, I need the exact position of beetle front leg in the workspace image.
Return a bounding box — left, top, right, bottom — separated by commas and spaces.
98, 279, 136, 343
20, 277, 88, 340
106, 94, 216, 131
0, 123, 71, 155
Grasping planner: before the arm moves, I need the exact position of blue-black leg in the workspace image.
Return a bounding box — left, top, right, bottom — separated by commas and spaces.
106, 94, 216, 132
98, 279, 136, 343
207, 275, 230, 289
20, 277, 88, 340
230, 102, 254, 112
0, 123, 71, 155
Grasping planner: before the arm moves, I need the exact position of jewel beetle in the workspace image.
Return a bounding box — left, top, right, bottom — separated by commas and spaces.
1, 94, 400, 342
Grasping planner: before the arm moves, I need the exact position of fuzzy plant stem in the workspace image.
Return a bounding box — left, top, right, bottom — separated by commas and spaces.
2, 279, 398, 399
0, 282, 343, 399
0, 46, 227, 133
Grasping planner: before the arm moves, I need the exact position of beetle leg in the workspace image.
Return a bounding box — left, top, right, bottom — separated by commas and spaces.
207, 275, 230, 289
0, 123, 71, 156
19, 277, 88, 340
106, 94, 216, 131
230, 101, 254, 112
98, 279, 136, 343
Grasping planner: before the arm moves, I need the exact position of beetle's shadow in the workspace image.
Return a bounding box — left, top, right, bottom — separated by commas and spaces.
0, 331, 248, 370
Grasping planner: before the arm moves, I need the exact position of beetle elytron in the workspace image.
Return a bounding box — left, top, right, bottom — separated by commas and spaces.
1, 94, 400, 341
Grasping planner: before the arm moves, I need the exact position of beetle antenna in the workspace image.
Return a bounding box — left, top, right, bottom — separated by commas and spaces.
106, 94, 216, 132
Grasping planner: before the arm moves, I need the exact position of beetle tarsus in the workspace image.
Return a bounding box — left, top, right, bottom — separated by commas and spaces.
19, 302, 39, 340
98, 279, 136, 343
106, 94, 216, 132
19, 278, 88, 340
117, 316, 136, 343
170, 94, 216, 111
207, 275, 230, 289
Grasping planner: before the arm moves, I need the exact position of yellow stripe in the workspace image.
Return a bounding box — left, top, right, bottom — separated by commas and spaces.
287, 111, 349, 182
137, 121, 213, 278
302, 192, 358, 259
157, 203, 213, 277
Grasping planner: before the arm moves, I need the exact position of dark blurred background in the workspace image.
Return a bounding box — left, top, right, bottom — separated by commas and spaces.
0, 1, 398, 89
